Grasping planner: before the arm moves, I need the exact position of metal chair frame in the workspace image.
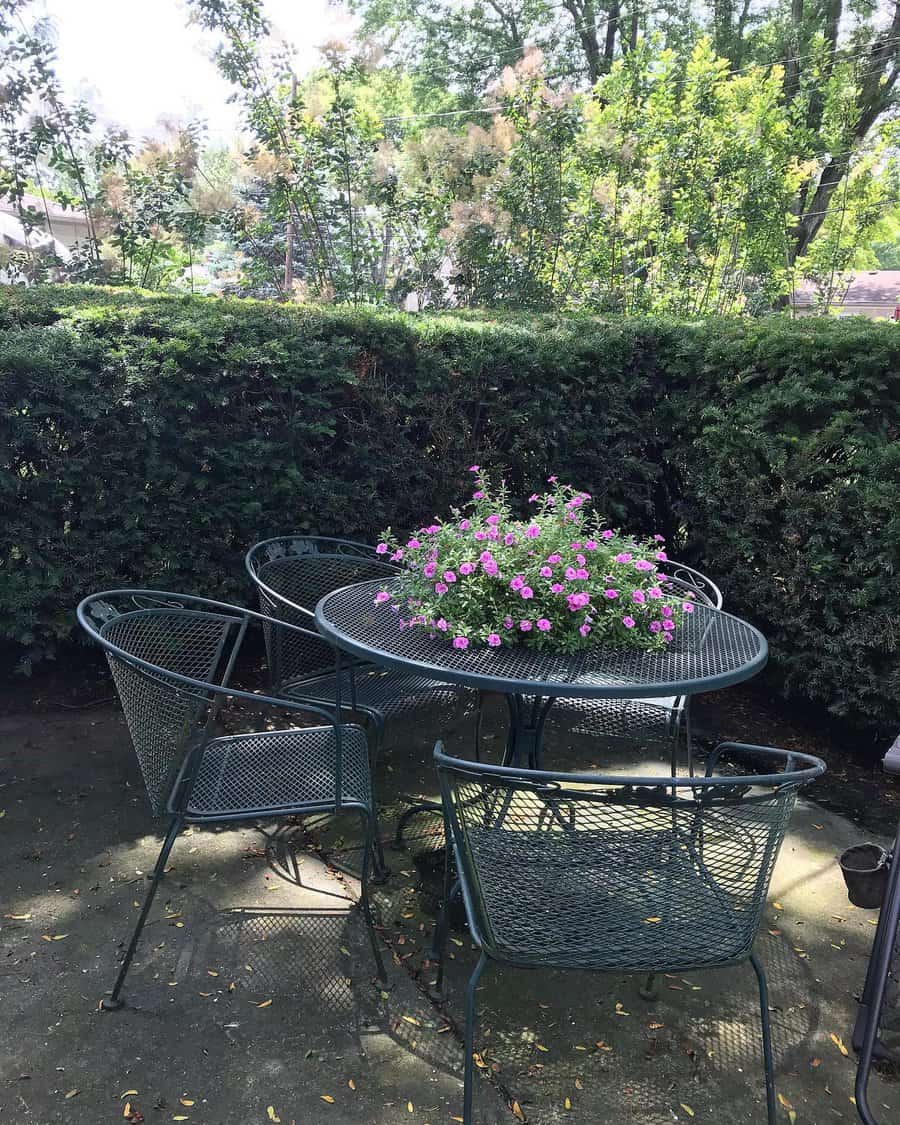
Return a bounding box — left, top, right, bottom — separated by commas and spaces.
432, 741, 825, 1125
77, 589, 386, 1010
245, 534, 472, 754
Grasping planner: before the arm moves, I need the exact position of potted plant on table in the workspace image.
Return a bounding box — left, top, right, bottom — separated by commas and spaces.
373, 469, 693, 652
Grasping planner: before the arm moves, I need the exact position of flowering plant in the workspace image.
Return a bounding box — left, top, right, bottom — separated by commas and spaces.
374, 469, 694, 653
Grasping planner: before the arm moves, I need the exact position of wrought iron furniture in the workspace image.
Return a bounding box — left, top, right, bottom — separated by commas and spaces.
543, 561, 724, 769
77, 589, 385, 1010
432, 742, 825, 1125
246, 535, 470, 750
315, 578, 766, 770
853, 738, 900, 1125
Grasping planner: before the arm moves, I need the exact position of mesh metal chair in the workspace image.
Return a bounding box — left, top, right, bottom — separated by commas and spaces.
542, 561, 724, 769
853, 739, 900, 1125
77, 589, 386, 1010
245, 535, 472, 748
433, 741, 825, 1125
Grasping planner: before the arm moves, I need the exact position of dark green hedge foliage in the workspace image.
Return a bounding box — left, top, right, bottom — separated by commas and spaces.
1, 285, 898, 739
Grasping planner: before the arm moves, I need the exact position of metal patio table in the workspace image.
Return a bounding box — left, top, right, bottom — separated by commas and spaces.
315, 578, 768, 769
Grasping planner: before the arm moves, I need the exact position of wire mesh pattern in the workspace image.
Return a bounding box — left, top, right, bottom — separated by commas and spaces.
317, 579, 765, 699
247, 536, 472, 724
437, 746, 822, 973
187, 726, 372, 817
101, 609, 230, 814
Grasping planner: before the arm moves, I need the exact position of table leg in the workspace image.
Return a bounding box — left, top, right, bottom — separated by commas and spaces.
503, 694, 557, 769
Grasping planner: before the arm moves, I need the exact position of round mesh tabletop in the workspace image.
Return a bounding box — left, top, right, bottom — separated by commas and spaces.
315, 579, 767, 699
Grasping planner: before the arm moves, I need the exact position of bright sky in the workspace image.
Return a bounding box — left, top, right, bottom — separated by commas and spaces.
38, 0, 355, 143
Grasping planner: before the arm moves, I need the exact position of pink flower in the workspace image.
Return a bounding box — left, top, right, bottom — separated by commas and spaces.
486, 633, 501, 647
453, 636, 469, 649
634, 559, 654, 572
661, 605, 673, 618
504, 532, 517, 546
571, 542, 582, 551
390, 549, 404, 561
547, 553, 562, 564
537, 618, 551, 632
374, 591, 390, 604
444, 570, 457, 583
436, 618, 448, 631
615, 552, 632, 564
434, 582, 448, 594
576, 568, 589, 580
423, 563, 436, 578
520, 586, 534, 599
579, 623, 591, 637
622, 616, 636, 628
604, 588, 618, 599
601, 529, 614, 540
425, 524, 440, 534
474, 530, 487, 541
469, 465, 480, 472
375, 543, 388, 554
567, 592, 590, 610
479, 550, 494, 564
547, 475, 558, 483
519, 620, 533, 632
483, 559, 499, 576
655, 551, 668, 561
473, 490, 485, 499
525, 524, 541, 539
653, 534, 665, 542
539, 566, 553, 578
584, 540, 597, 550
682, 602, 694, 614
485, 514, 499, 525
648, 587, 662, 599
510, 575, 524, 591
649, 620, 662, 633
459, 562, 474, 575
460, 519, 471, 531
632, 589, 646, 604
407, 538, 421, 549
528, 493, 539, 503
551, 583, 565, 593
565, 566, 577, 580
662, 619, 675, 631
487, 527, 499, 540
576, 554, 586, 565
503, 616, 514, 629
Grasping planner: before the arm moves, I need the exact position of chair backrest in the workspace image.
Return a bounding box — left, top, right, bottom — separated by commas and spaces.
245, 535, 399, 688
435, 742, 823, 973
662, 561, 724, 610
77, 590, 341, 816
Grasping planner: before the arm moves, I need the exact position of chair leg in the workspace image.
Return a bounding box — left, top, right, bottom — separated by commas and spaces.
463, 953, 489, 1125
750, 953, 777, 1125
102, 816, 183, 1011
358, 809, 387, 982
473, 693, 484, 763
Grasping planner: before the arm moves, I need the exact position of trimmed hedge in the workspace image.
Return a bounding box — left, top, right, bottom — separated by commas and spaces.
1, 285, 898, 739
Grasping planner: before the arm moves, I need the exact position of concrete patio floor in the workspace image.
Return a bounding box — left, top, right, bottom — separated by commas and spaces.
0, 692, 896, 1124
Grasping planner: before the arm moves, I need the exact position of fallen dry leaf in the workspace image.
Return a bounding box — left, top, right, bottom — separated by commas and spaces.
644, 916, 662, 924
348, 1079, 356, 1090
810, 1058, 821, 1068
511, 1102, 525, 1121
564, 1095, 572, 1109
575, 1078, 584, 1090
256, 999, 273, 1008
121, 1090, 139, 1097
179, 1099, 194, 1107
65, 1090, 80, 1099
788, 1112, 797, 1125
266, 1107, 280, 1123
778, 1093, 793, 1109
680, 1105, 694, 1117
320, 1094, 334, 1104
830, 1032, 849, 1057
407, 1101, 414, 1113
4, 913, 31, 920
615, 1002, 630, 1016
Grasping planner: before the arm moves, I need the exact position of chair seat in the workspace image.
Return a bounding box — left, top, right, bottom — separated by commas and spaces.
547, 695, 680, 742
283, 666, 468, 720
184, 725, 372, 819
466, 819, 756, 972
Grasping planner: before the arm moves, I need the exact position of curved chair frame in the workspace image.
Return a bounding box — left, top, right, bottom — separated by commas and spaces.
77, 589, 386, 1009
433, 740, 824, 1125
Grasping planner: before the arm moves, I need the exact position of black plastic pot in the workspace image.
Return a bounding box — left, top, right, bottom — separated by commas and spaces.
839, 843, 891, 909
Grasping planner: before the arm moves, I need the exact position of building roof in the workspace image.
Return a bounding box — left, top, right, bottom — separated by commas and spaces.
793, 270, 900, 307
